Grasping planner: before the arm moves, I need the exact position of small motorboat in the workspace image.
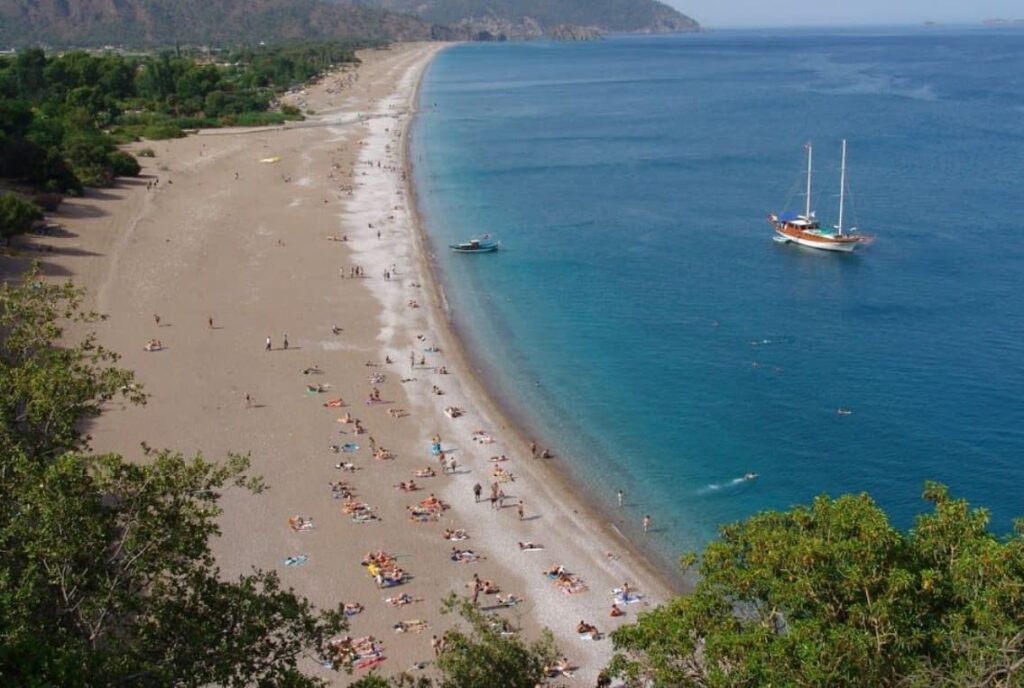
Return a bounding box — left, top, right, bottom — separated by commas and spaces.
450, 236, 499, 253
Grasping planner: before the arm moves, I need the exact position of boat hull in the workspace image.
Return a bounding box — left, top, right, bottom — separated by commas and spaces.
771, 222, 868, 253
450, 244, 498, 254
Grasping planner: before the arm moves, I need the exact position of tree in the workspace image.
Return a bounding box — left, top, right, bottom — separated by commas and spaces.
0, 273, 349, 686
608, 488, 1024, 687
0, 192, 41, 243
433, 595, 559, 688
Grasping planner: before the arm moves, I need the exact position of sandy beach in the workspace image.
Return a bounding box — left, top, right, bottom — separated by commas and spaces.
5, 42, 676, 684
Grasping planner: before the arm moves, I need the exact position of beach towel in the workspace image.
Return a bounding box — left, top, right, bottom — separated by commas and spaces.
343, 443, 359, 452
613, 592, 644, 605
284, 555, 308, 567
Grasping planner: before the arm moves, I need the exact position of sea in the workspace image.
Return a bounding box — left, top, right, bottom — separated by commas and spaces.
411, 26, 1024, 565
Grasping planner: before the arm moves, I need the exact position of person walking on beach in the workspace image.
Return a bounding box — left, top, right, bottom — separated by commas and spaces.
497, 488, 506, 509
265, 336, 272, 351
473, 483, 482, 502
154, 314, 161, 327
283, 333, 289, 350
410, 350, 415, 370
617, 489, 625, 508
643, 514, 652, 534
208, 316, 214, 329
245, 393, 252, 409
529, 441, 537, 458
517, 500, 525, 521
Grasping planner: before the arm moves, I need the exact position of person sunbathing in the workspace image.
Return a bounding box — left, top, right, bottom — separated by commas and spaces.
330, 482, 353, 499
496, 593, 523, 606
303, 365, 323, 375
450, 548, 479, 562
343, 602, 364, 616
544, 565, 566, 578
576, 621, 600, 636
421, 494, 442, 509
353, 420, 366, 434
545, 657, 575, 677
324, 398, 345, 408
386, 593, 419, 607
338, 412, 354, 423
443, 528, 468, 540
480, 580, 499, 594
288, 516, 314, 531
609, 603, 625, 617
518, 541, 543, 550
307, 383, 326, 393
414, 467, 436, 478
375, 448, 394, 461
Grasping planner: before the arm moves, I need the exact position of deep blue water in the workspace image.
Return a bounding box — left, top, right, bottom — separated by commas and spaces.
413, 27, 1024, 561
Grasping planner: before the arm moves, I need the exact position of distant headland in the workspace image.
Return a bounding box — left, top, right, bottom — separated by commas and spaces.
0, 0, 700, 49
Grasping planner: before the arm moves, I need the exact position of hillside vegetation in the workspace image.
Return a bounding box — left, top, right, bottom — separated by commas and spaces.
0, 0, 443, 49
345, 0, 700, 38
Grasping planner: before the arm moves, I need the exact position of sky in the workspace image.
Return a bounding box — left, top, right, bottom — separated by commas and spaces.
665, 0, 1024, 27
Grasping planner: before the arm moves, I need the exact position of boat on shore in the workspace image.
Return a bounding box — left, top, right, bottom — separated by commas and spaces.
769, 140, 873, 252
449, 235, 500, 253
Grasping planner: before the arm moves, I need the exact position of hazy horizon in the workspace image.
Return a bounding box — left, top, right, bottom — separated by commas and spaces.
666, 0, 1024, 28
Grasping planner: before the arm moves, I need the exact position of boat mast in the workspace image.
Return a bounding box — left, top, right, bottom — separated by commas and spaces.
805, 143, 813, 220
837, 139, 847, 236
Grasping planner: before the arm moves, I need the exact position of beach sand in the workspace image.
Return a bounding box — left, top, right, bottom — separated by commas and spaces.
5, 42, 676, 684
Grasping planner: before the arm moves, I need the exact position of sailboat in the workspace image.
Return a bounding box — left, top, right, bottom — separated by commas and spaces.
769, 140, 873, 252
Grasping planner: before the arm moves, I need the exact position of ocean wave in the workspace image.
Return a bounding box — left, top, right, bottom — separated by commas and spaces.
805, 60, 939, 101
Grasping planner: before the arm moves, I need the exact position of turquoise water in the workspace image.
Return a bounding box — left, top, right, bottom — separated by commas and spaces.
412, 27, 1024, 560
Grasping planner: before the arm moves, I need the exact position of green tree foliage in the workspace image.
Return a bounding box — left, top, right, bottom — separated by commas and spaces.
434, 595, 559, 688
0, 273, 349, 685
348, 596, 559, 688
0, 192, 41, 243
608, 488, 1024, 687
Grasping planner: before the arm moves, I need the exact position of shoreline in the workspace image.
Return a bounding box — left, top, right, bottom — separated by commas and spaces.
403, 93, 688, 593
339, 43, 682, 676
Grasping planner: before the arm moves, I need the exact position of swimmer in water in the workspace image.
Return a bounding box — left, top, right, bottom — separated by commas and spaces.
743, 472, 758, 481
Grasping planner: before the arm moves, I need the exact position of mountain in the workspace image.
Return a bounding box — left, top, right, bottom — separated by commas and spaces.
342, 0, 700, 39
0, 0, 445, 49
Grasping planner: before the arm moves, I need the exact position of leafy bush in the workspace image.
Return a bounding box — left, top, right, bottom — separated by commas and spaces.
108, 151, 141, 177
280, 103, 301, 116
142, 123, 185, 140
234, 112, 288, 126
0, 192, 42, 243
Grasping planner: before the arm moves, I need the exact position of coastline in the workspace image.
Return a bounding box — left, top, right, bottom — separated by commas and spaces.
7, 41, 680, 685
403, 73, 688, 593
336, 41, 682, 678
